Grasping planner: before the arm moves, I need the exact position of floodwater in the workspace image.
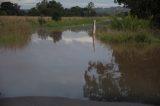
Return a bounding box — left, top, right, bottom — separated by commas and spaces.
0, 28, 160, 105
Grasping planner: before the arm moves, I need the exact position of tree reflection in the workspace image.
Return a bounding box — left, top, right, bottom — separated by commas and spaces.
50, 31, 62, 43
84, 45, 160, 105
38, 29, 62, 43
84, 61, 122, 101
37, 29, 49, 40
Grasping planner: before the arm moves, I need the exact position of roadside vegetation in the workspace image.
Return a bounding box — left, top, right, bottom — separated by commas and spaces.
96, 0, 160, 44
97, 16, 160, 43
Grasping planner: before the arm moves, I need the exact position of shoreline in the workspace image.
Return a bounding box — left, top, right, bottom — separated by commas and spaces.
0, 96, 153, 106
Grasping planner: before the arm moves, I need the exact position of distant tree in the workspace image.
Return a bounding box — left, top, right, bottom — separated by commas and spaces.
52, 11, 61, 21
0, 2, 20, 15
87, 2, 95, 10
86, 2, 96, 16
36, 0, 48, 16
28, 7, 40, 16
34, 0, 63, 21
18, 9, 27, 16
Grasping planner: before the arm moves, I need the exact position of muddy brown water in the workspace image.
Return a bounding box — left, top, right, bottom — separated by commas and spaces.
0, 28, 160, 105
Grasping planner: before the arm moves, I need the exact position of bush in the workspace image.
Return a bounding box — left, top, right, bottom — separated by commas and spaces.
110, 16, 150, 31
97, 30, 160, 44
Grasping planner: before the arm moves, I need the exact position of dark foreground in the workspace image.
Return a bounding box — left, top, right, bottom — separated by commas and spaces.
0, 97, 153, 106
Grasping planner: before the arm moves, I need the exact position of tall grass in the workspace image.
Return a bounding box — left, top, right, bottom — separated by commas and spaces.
0, 16, 34, 48
97, 16, 160, 44
97, 30, 160, 43
110, 16, 150, 31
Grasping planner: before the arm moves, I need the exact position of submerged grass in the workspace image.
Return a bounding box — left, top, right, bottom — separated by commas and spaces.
97, 16, 160, 44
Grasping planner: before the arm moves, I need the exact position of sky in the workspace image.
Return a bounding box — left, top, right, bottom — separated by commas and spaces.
0, 0, 119, 9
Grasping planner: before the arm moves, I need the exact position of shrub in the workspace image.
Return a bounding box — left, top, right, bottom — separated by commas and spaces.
110, 16, 150, 31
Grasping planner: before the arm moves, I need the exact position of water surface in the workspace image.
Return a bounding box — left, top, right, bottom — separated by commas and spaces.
0, 28, 160, 105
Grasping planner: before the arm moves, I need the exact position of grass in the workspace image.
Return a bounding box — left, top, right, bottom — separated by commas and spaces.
97, 16, 160, 44
42, 17, 109, 28
110, 16, 150, 31
97, 29, 160, 43
0, 16, 34, 48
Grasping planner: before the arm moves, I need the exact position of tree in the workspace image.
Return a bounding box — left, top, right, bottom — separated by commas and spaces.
86, 2, 96, 16
115, 0, 160, 27
35, 0, 63, 21
52, 11, 61, 21
87, 2, 95, 10
28, 7, 40, 16
0, 2, 20, 15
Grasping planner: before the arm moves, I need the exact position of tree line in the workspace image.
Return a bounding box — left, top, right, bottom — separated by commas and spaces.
0, 1, 25, 15
0, 0, 96, 21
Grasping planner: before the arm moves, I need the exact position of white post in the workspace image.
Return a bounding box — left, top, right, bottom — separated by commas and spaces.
93, 20, 96, 34
92, 20, 96, 52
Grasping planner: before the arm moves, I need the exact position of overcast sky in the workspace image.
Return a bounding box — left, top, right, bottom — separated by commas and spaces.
0, 0, 119, 9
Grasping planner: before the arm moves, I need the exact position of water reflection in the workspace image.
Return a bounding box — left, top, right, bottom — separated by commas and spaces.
84, 61, 122, 101
38, 29, 62, 43
0, 27, 160, 105
0, 32, 31, 49
84, 44, 160, 105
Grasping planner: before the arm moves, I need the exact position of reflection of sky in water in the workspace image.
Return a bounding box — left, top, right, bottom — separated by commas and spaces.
32, 31, 92, 44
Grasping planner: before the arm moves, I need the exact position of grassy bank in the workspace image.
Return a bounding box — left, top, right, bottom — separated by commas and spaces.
97, 16, 160, 44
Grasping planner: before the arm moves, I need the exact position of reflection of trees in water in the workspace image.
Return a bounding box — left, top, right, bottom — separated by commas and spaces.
50, 31, 62, 43
38, 29, 62, 43
84, 45, 160, 105
84, 61, 122, 101
37, 29, 49, 40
